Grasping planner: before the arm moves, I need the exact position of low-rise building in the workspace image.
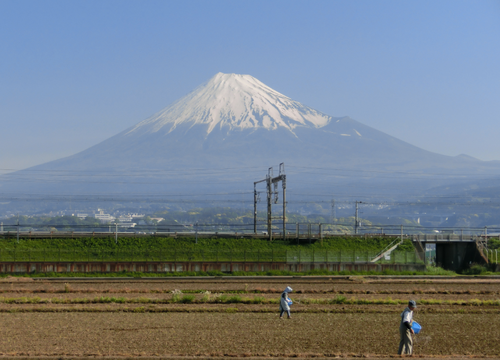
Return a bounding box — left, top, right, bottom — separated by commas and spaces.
95, 209, 115, 223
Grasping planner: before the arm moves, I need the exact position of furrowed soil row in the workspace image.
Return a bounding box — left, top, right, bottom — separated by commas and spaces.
0, 295, 499, 306
0, 313, 498, 357
2, 277, 500, 293
0, 288, 498, 295
0, 303, 498, 314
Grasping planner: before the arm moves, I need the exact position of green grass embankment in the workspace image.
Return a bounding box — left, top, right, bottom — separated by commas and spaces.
0, 236, 413, 251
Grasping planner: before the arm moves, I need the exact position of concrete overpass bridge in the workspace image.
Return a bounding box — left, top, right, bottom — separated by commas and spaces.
411, 234, 489, 272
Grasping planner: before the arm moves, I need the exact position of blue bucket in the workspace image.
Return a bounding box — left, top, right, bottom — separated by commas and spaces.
412, 321, 421, 334
288, 300, 293, 305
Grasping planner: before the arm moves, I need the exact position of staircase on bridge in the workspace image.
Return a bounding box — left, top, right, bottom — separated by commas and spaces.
370, 238, 403, 263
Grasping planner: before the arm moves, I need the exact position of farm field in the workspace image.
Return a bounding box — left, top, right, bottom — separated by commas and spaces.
0, 276, 498, 359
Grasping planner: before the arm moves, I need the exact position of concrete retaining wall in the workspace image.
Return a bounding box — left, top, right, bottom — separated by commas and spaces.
0, 261, 425, 274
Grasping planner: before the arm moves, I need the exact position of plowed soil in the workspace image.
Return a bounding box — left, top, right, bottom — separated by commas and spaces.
0, 276, 498, 358
0, 312, 498, 357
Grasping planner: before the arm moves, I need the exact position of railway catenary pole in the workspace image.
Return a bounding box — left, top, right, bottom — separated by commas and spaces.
254, 163, 286, 241
331, 198, 336, 229
254, 182, 257, 234
282, 171, 286, 241
355, 201, 361, 234
253, 178, 266, 234
267, 167, 272, 241
276, 163, 287, 241
270, 163, 286, 241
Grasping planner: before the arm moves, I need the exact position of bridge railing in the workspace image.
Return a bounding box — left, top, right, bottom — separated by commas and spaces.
411, 234, 479, 242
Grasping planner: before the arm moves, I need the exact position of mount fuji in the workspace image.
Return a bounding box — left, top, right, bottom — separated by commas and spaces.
2, 72, 500, 200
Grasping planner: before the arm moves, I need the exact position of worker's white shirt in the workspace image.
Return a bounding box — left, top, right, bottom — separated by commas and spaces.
401, 307, 413, 323
280, 292, 291, 311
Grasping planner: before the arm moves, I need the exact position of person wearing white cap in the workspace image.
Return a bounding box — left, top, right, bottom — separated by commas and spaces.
279, 286, 293, 319
398, 299, 417, 355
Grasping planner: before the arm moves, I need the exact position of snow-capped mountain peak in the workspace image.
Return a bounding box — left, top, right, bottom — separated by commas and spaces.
126, 72, 332, 136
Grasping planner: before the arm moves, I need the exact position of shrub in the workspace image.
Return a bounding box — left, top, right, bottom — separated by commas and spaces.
462, 264, 488, 275
171, 289, 182, 302
180, 295, 195, 303
329, 295, 347, 304
135, 297, 151, 303
201, 291, 211, 302
96, 296, 112, 303
250, 296, 265, 304
225, 295, 242, 303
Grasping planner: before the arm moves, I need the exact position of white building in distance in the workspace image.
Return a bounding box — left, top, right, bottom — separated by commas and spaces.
95, 209, 115, 223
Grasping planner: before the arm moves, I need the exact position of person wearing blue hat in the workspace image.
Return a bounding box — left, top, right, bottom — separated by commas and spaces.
398, 300, 417, 355
279, 286, 293, 319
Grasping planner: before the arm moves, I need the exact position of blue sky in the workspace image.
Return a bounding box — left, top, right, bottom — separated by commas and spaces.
1, 0, 499, 172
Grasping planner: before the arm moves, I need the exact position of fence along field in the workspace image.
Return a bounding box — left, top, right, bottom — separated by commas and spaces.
0, 247, 421, 264
0, 277, 498, 358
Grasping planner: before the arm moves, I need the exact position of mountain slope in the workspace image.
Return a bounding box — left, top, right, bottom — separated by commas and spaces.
2, 72, 500, 199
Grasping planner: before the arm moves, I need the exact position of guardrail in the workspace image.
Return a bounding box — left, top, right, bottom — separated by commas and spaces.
0, 230, 399, 239
1, 230, 497, 242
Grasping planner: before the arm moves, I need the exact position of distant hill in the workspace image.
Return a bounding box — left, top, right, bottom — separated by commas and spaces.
2, 72, 500, 212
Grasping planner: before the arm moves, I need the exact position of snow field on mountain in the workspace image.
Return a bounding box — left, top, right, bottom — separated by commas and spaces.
126, 72, 332, 136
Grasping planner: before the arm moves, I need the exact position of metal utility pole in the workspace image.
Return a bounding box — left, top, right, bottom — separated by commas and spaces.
254, 163, 286, 241
280, 163, 286, 240
331, 199, 336, 223
115, 223, 118, 244
354, 201, 362, 234
254, 179, 266, 234
331, 198, 336, 233
254, 182, 257, 233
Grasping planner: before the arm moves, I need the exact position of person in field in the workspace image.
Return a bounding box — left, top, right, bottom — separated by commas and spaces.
398, 299, 416, 355
279, 286, 293, 319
